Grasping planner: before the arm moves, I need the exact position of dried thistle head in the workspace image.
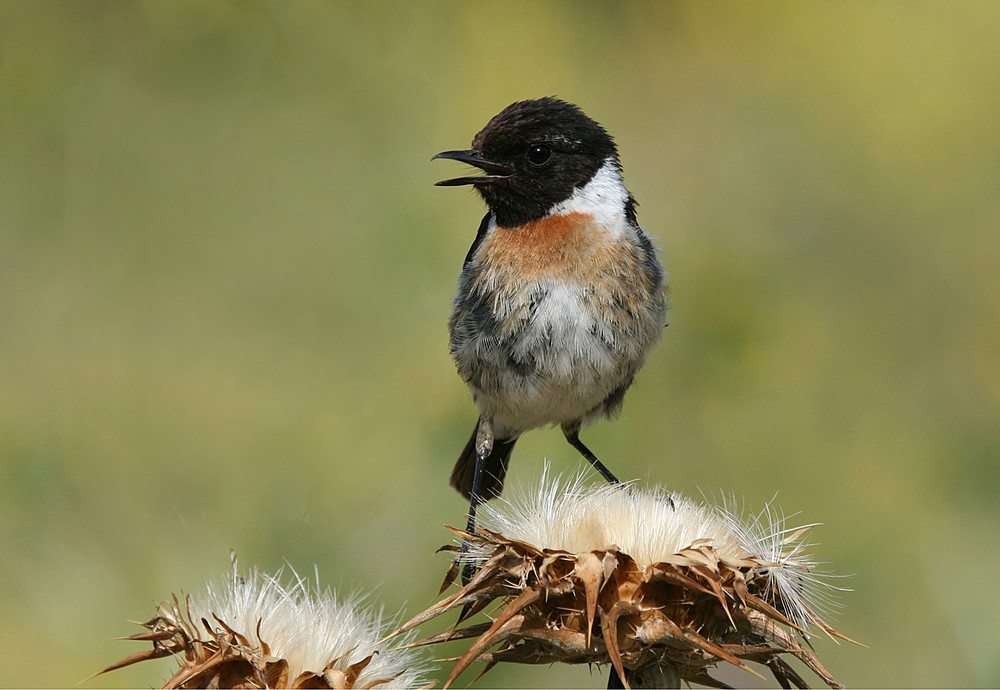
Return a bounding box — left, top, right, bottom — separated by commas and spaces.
393, 470, 853, 689
93, 555, 430, 689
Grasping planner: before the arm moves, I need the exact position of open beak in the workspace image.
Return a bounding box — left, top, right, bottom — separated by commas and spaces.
432, 149, 514, 186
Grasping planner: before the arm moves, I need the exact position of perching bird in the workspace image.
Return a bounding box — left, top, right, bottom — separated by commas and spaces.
433, 97, 667, 536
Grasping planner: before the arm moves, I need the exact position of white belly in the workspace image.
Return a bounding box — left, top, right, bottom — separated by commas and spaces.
467, 283, 628, 437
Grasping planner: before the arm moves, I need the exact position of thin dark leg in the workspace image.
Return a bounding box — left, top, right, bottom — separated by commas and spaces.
463, 448, 486, 536
459, 419, 492, 584
459, 451, 485, 584
564, 430, 620, 485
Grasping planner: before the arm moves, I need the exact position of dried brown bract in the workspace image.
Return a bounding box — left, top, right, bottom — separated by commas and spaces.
92, 557, 430, 689
392, 473, 853, 689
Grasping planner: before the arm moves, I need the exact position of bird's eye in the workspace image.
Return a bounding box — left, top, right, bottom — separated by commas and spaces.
526, 143, 552, 166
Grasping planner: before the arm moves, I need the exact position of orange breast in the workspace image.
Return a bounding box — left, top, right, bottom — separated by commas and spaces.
479, 211, 628, 283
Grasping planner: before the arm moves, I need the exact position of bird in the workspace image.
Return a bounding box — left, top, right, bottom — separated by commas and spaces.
433, 97, 667, 541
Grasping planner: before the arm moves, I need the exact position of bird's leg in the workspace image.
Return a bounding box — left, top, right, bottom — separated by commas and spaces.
563, 422, 673, 508
460, 416, 494, 584
562, 422, 620, 485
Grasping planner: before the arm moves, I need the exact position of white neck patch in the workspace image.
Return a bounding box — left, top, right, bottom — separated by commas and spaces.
548, 157, 630, 229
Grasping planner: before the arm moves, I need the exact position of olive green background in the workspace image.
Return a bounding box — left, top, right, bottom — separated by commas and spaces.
2, 2, 999, 687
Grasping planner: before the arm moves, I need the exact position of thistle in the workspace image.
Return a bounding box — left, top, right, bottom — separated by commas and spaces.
93, 555, 430, 689
392, 469, 853, 689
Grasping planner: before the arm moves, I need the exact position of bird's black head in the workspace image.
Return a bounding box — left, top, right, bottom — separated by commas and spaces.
433, 98, 626, 228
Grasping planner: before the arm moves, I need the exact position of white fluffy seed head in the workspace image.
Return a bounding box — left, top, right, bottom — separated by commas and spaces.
717, 495, 848, 628
186, 563, 429, 688
476, 467, 743, 564
474, 465, 843, 631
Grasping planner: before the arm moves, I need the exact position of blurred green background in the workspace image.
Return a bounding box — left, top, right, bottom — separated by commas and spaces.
2, 1, 999, 687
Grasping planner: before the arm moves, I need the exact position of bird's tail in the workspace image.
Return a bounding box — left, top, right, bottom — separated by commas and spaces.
450, 420, 517, 501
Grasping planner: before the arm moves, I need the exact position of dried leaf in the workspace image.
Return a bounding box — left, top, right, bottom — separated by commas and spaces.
388, 528, 852, 689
